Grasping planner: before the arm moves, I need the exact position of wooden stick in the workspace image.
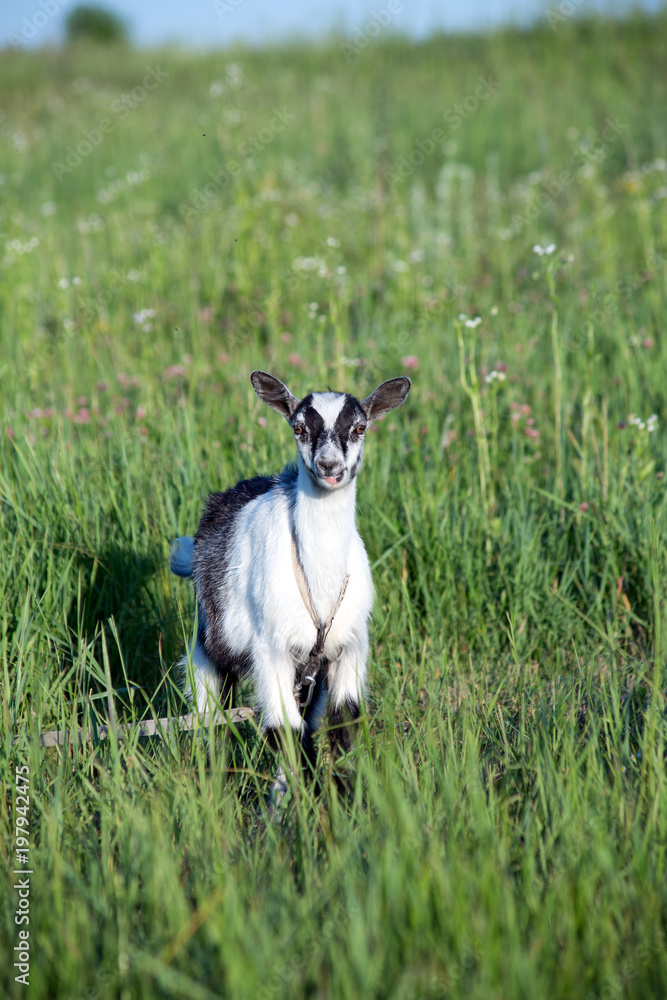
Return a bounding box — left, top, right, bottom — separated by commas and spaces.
15, 707, 255, 748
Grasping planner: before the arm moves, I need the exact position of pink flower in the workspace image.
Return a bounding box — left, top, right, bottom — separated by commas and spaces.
165, 365, 187, 378
579, 502, 589, 512
520, 404, 532, 415
257, 416, 267, 427
96, 380, 107, 391
288, 353, 303, 367
218, 353, 230, 364
402, 355, 419, 370
74, 408, 91, 424
642, 337, 654, 350
524, 427, 540, 439
136, 406, 146, 420
281, 332, 292, 343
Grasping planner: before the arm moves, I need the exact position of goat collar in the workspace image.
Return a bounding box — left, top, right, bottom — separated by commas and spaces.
290, 535, 349, 710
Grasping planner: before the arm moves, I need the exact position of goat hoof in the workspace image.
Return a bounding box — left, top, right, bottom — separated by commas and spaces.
267, 766, 289, 817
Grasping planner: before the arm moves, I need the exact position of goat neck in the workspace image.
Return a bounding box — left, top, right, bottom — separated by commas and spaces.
291, 454, 357, 621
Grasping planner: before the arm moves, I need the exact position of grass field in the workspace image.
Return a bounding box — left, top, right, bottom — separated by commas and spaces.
2, 10, 667, 998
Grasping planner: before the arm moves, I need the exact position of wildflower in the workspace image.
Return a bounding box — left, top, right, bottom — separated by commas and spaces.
326, 236, 340, 247
465, 317, 482, 329
524, 427, 540, 439
533, 244, 556, 256
288, 353, 303, 367
257, 416, 267, 427
402, 355, 419, 370
165, 365, 187, 378
642, 337, 654, 350
218, 353, 230, 364
58, 278, 69, 289
73, 408, 91, 424
281, 332, 292, 343
484, 370, 506, 384
133, 308, 156, 324
136, 406, 147, 420
490, 306, 498, 316
579, 502, 589, 512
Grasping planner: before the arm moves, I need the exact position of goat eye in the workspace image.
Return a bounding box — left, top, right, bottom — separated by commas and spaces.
294, 426, 303, 436
355, 425, 366, 435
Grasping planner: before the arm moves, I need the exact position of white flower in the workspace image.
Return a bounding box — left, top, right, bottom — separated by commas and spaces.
490, 306, 499, 316
533, 243, 556, 256
58, 278, 69, 289
484, 370, 506, 384
458, 313, 467, 321
326, 236, 340, 247
465, 317, 482, 329
134, 308, 156, 324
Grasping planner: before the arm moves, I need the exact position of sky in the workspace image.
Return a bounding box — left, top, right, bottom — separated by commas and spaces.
2, 0, 664, 49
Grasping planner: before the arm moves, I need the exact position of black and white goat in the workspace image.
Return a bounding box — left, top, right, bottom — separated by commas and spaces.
171, 370, 411, 778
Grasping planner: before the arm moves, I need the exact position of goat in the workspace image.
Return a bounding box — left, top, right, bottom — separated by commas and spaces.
171, 370, 411, 789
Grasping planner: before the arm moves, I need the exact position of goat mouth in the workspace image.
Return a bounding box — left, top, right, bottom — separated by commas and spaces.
321, 471, 345, 486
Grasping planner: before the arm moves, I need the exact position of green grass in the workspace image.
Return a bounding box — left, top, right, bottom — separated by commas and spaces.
2, 11, 667, 998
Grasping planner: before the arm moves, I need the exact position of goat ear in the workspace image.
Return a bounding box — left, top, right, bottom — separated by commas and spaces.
360, 377, 411, 424
250, 371, 300, 420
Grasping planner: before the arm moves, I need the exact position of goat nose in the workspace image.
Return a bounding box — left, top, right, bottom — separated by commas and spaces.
316, 458, 339, 475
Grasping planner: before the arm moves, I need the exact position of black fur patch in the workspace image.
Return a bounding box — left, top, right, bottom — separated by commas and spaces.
334, 395, 365, 456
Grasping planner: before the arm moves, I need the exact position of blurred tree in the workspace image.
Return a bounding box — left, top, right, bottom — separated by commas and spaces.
65, 5, 128, 44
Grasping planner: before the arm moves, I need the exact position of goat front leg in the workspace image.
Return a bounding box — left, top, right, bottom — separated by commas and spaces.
255, 648, 306, 809
326, 645, 366, 759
